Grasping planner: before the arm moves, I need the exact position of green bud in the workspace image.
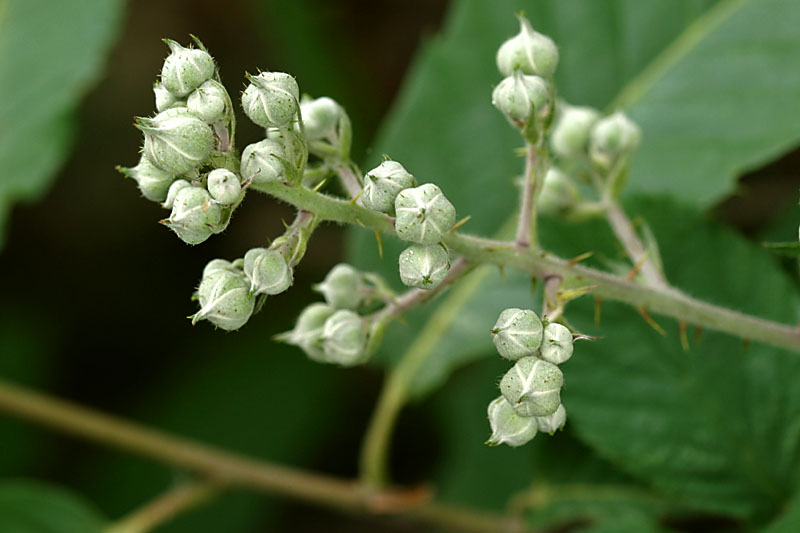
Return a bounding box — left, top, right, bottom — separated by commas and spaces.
299, 96, 341, 140
492, 70, 550, 124
589, 112, 642, 169
486, 395, 537, 447
496, 16, 559, 78
241, 72, 300, 128
491, 308, 543, 360
243, 248, 293, 296
192, 269, 254, 331
550, 103, 600, 160
202, 258, 239, 278
162, 179, 191, 209
321, 309, 368, 366
537, 167, 580, 215
536, 404, 566, 435
314, 263, 365, 309
394, 183, 456, 245
398, 244, 450, 290
286, 303, 336, 362
500, 356, 563, 417
163, 185, 222, 245
361, 160, 416, 214
540, 322, 574, 365
137, 108, 215, 175
154, 82, 182, 112
240, 139, 286, 184
187, 79, 228, 123
206, 168, 241, 205
117, 156, 176, 203
160, 39, 215, 97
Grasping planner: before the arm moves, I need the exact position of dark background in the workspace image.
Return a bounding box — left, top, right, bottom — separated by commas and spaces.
0, 0, 798, 531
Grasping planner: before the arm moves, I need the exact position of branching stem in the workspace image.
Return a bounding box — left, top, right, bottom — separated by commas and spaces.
514, 143, 540, 247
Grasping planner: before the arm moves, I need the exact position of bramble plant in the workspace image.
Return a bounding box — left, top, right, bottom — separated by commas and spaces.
3, 4, 800, 532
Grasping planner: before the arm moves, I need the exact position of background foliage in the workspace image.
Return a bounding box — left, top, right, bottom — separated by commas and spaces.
0, 0, 799, 531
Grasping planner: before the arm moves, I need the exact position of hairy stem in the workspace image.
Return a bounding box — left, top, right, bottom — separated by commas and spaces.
0, 379, 531, 533
605, 200, 666, 288
335, 162, 363, 199
515, 143, 539, 247
254, 181, 800, 352
105, 481, 219, 533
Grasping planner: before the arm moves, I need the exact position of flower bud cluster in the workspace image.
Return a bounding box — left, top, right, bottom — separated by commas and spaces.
283, 263, 381, 366
192, 248, 294, 331
492, 16, 557, 137
486, 308, 575, 447
119, 39, 247, 246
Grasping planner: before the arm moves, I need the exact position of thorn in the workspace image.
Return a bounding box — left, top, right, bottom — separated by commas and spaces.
637, 307, 666, 336
354, 217, 365, 228
497, 264, 506, 281
374, 230, 383, 259
557, 285, 597, 303
281, 218, 290, 230
679, 322, 689, 352
530, 276, 537, 293
449, 215, 472, 234
626, 251, 649, 281
694, 326, 703, 344
485, 245, 513, 252
743, 338, 751, 353
349, 189, 364, 205
312, 178, 329, 193
568, 251, 594, 266
594, 298, 603, 327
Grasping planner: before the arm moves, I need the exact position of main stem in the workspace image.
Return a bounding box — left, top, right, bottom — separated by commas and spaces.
0, 379, 528, 533
254, 182, 800, 352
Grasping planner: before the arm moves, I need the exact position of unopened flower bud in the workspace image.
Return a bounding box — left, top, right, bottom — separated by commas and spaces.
491, 308, 543, 360
361, 160, 416, 214
160, 39, 215, 97
163, 179, 191, 209
202, 258, 239, 278
314, 263, 365, 309
536, 404, 566, 435
117, 157, 175, 203
589, 112, 642, 169
241, 72, 299, 128
496, 16, 559, 78
550, 104, 600, 159
394, 184, 456, 245
137, 108, 215, 175
163, 185, 222, 245
540, 322, 574, 365
240, 139, 286, 184
243, 248, 293, 296
206, 168, 241, 205
500, 356, 563, 417
492, 71, 550, 124
286, 303, 336, 362
537, 168, 579, 215
300, 96, 341, 140
322, 310, 368, 366
486, 396, 537, 447
154, 82, 182, 112
398, 244, 450, 289
192, 269, 254, 331
187, 80, 228, 123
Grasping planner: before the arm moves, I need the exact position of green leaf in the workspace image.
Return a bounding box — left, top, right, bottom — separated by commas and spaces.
0, 0, 125, 246
621, 0, 800, 207
0, 479, 106, 532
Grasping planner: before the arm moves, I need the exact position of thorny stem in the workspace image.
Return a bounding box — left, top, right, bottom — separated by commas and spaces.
253, 181, 800, 353
105, 481, 219, 533
0, 379, 530, 533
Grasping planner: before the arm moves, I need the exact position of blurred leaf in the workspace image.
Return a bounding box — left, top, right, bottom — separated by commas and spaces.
763, 241, 800, 257
0, 0, 125, 246
762, 490, 800, 532
0, 479, 106, 532
623, 0, 800, 207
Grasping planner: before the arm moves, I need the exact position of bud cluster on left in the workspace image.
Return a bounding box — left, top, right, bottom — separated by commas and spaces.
117, 38, 243, 245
